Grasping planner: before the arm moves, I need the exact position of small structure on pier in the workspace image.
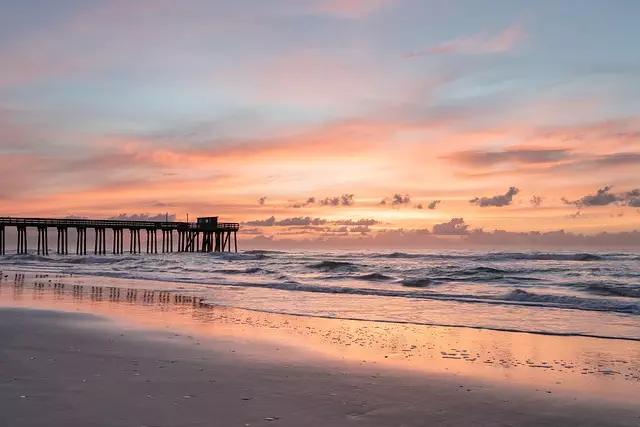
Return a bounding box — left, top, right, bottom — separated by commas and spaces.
0, 216, 239, 256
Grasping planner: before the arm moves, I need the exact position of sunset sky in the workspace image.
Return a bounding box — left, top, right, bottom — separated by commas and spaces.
1, 0, 639, 246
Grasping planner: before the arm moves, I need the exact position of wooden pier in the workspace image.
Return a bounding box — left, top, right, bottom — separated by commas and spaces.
0, 216, 239, 255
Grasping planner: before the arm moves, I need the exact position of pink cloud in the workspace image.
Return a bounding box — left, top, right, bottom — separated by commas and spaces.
403, 25, 524, 58
319, 0, 396, 17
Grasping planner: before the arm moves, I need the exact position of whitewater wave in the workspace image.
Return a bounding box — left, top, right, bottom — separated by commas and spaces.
487, 252, 605, 261
501, 289, 638, 313
243, 250, 285, 255
1, 249, 638, 320
18, 266, 634, 315
582, 283, 640, 299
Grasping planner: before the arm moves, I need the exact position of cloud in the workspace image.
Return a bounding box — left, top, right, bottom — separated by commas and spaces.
319, 194, 355, 206
319, 0, 396, 17
246, 228, 640, 250
379, 194, 412, 206
258, 196, 267, 205
245, 216, 379, 228
530, 195, 544, 207
378, 193, 411, 206
239, 227, 264, 235
403, 25, 524, 58
152, 201, 176, 208
277, 217, 328, 226
432, 218, 469, 235
332, 218, 379, 226
108, 213, 176, 222
470, 187, 519, 207
563, 186, 618, 207
621, 189, 640, 207
349, 225, 371, 234
245, 216, 277, 226
427, 200, 441, 210
245, 216, 327, 227
289, 196, 317, 208
447, 147, 572, 167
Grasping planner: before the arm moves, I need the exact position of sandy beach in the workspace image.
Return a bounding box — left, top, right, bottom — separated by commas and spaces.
1, 272, 639, 426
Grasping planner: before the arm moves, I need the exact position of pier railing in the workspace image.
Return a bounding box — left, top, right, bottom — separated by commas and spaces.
0, 217, 239, 231
0, 216, 239, 255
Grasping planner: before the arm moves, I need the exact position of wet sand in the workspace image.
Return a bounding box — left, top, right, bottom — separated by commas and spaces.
1, 272, 639, 426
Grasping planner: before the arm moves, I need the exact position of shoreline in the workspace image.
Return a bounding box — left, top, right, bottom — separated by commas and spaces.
1, 271, 639, 425
1, 267, 638, 341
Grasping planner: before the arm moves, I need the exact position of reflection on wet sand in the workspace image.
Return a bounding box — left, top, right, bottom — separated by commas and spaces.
1, 272, 639, 404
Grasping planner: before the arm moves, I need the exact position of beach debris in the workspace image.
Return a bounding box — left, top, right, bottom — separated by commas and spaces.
265, 417, 280, 422
241, 397, 252, 401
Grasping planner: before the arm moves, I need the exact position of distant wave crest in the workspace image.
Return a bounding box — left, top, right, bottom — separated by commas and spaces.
400, 278, 434, 288
358, 273, 394, 282
308, 260, 359, 272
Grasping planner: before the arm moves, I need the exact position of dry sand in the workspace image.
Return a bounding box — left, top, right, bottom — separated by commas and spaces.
1, 274, 639, 426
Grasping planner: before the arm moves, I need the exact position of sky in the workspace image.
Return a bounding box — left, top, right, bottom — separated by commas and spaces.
1, 0, 639, 248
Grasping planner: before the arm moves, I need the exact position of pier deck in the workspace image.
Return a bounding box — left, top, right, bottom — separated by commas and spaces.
0, 217, 239, 255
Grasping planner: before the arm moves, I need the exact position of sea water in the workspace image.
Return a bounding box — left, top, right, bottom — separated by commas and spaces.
1, 250, 638, 340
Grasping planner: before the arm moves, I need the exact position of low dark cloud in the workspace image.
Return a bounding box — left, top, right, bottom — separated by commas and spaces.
563, 186, 617, 207
277, 217, 328, 226
245, 216, 327, 227
320, 194, 355, 206
470, 187, 519, 207
289, 196, 317, 208
392, 193, 411, 206
621, 189, 640, 207
245, 228, 640, 250
245, 216, 277, 226
530, 195, 544, 207
332, 219, 379, 226
349, 225, 371, 234
258, 196, 267, 205
432, 218, 469, 235
427, 200, 441, 210
564, 187, 640, 208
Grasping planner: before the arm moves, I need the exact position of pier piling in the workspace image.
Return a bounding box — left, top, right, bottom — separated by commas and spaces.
0, 216, 239, 256
0, 226, 5, 255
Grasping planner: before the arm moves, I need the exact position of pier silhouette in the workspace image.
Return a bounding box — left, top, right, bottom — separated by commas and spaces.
0, 216, 239, 255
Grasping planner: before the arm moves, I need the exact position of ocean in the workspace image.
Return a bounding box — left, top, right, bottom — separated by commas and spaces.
1, 250, 638, 340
